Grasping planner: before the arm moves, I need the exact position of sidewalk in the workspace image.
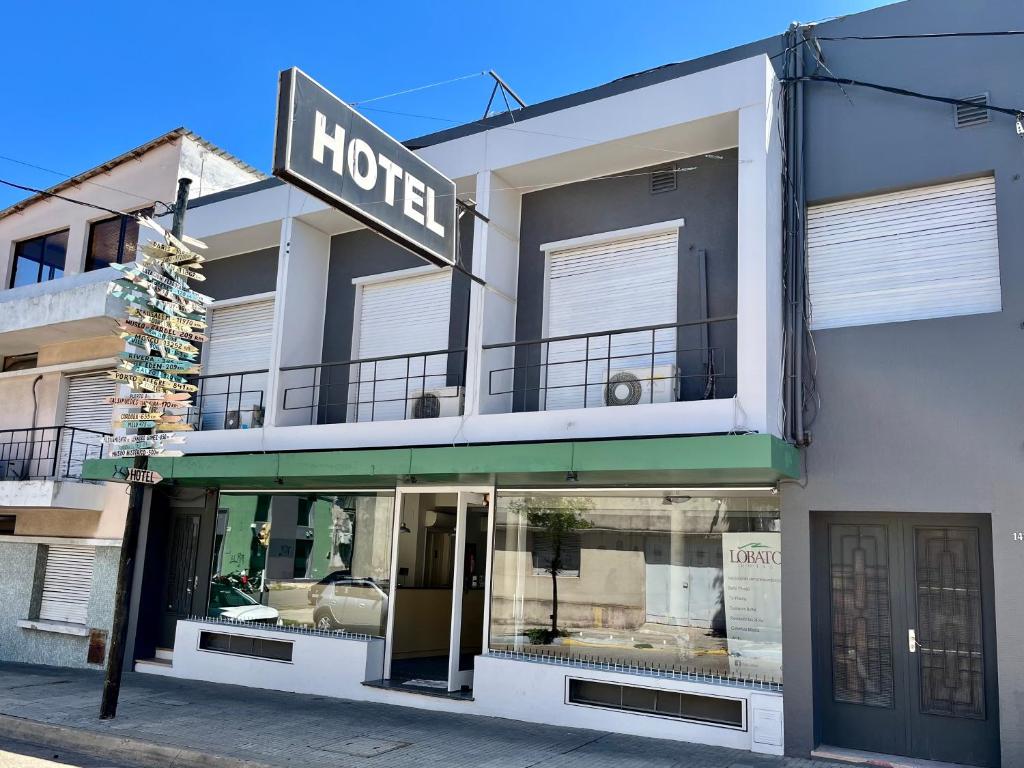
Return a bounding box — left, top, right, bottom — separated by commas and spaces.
0, 663, 834, 768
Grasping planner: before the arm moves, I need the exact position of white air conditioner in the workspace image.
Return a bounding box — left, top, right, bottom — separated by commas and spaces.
407, 386, 464, 419
604, 364, 677, 406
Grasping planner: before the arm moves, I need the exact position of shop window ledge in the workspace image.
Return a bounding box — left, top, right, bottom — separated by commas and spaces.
17, 619, 90, 637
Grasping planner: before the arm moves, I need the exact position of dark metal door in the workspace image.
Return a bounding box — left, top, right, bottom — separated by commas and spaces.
158, 510, 202, 648
813, 513, 999, 767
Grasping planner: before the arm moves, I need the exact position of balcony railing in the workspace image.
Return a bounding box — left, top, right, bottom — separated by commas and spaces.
0, 426, 110, 481
481, 316, 737, 412
186, 370, 268, 431
280, 348, 467, 426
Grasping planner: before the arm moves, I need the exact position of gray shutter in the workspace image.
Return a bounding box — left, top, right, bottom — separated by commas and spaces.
61, 372, 115, 477
353, 271, 452, 421
205, 298, 275, 376
807, 177, 1001, 330
545, 230, 679, 409
39, 544, 95, 624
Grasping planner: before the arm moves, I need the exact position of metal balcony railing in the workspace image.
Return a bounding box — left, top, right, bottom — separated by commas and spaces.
280, 348, 467, 425
186, 370, 268, 431
0, 426, 110, 481
481, 316, 737, 412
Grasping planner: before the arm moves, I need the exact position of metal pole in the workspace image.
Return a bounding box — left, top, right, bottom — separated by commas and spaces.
100, 177, 192, 719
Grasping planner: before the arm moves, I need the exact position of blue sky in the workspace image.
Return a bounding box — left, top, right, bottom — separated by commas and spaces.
0, 0, 888, 209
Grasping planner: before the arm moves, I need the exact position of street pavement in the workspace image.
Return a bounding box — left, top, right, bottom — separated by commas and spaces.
0, 662, 839, 768
0, 737, 132, 768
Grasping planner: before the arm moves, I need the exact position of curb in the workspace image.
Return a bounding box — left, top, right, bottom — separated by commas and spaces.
0, 714, 276, 768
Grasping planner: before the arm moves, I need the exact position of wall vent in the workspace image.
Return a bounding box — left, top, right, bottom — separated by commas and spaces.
649, 166, 678, 194
955, 94, 990, 128
199, 631, 293, 662
567, 678, 745, 729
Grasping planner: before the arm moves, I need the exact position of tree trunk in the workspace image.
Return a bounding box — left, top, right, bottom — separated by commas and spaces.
550, 542, 561, 635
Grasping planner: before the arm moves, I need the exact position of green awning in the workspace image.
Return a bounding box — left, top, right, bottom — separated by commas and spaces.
83, 434, 799, 489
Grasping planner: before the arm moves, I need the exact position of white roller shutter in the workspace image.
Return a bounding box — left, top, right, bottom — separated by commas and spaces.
205, 298, 275, 375
201, 298, 274, 429
39, 544, 95, 624
353, 270, 452, 421
807, 177, 1001, 330
61, 372, 115, 477
545, 229, 679, 409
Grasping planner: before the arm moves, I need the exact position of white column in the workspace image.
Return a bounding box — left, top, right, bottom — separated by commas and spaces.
268, 203, 331, 427
735, 74, 783, 437
464, 170, 521, 416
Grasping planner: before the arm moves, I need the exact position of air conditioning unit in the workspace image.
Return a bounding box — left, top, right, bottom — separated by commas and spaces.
604, 364, 677, 406
407, 386, 464, 419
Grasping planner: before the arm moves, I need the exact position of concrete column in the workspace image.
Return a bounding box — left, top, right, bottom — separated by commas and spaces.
268, 203, 331, 427
465, 170, 521, 416
736, 86, 783, 437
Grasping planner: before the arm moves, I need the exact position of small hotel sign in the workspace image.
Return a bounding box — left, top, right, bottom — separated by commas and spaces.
273, 67, 457, 268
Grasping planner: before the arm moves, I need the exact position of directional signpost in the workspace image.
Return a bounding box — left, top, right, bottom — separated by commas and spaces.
100, 177, 210, 720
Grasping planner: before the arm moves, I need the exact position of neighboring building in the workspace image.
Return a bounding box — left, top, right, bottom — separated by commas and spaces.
0, 0, 1007, 765
0, 129, 264, 668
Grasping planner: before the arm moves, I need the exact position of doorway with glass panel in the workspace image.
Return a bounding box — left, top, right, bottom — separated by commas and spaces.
383, 488, 491, 695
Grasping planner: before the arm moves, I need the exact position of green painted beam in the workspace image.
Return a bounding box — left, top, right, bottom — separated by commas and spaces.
83, 434, 799, 488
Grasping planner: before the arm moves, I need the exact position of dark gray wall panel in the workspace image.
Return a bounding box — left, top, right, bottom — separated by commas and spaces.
776, 1, 1024, 762
513, 150, 738, 410
202, 247, 279, 301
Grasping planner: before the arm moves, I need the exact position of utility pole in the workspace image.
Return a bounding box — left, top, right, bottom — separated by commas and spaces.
100, 177, 192, 719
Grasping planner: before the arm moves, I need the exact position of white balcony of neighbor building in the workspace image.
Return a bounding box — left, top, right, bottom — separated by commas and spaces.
0, 269, 123, 358
0, 425, 111, 512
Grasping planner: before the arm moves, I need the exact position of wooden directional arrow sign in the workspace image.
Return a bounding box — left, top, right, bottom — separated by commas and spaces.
124, 467, 164, 485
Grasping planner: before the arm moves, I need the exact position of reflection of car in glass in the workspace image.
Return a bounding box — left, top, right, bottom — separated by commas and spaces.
312, 578, 388, 635
208, 582, 280, 625
307, 570, 350, 605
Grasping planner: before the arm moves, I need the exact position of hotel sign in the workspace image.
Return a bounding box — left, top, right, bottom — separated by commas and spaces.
273, 67, 457, 268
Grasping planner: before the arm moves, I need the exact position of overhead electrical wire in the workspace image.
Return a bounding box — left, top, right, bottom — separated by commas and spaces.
351, 71, 488, 106
0, 153, 170, 208
781, 74, 1024, 117
815, 30, 1024, 41
0, 178, 142, 219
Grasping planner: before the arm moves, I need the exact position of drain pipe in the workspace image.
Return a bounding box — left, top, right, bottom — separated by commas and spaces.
793, 25, 808, 447
782, 26, 796, 442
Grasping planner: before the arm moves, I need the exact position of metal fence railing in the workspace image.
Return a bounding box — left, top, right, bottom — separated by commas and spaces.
279, 348, 467, 426
0, 426, 110, 481
481, 316, 737, 412
185, 370, 268, 431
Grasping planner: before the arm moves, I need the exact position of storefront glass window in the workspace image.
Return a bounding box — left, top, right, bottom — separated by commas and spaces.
489, 491, 782, 684
207, 492, 395, 636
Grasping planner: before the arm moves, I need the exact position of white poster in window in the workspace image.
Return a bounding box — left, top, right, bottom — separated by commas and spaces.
721, 532, 782, 681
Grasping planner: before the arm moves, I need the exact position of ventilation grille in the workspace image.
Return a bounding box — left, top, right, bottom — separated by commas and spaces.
955, 94, 990, 128
567, 678, 744, 728
649, 166, 677, 194
199, 631, 293, 662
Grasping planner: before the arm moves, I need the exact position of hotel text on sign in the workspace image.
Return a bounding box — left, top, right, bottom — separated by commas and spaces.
273, 67, 457, 268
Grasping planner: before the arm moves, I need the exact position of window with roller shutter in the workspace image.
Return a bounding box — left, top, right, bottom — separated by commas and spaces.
38, 544, 95, 625
350, 270, 452, 422
60, 372, 115, 478
807, 177, 1001, 330
543, 226, 680, 410
200, 297, 275, 429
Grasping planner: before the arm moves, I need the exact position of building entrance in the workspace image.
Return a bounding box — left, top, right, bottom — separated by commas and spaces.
812, 512, 999, 767
384, 488, 490, 694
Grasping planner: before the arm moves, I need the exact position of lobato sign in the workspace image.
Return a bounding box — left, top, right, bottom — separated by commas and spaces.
273, 67, 457, 268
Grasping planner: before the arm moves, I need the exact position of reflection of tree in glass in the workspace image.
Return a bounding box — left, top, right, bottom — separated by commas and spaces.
511, 496, 593, 643
329, 498, 355, 571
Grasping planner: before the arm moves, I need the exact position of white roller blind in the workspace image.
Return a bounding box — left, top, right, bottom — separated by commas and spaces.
205, 298, 275, 376
353, 270, 452, 421
807, 177, 1001, 330
545, 229, 679, 409
39, 544, 95, 624
61, 372, 115, 477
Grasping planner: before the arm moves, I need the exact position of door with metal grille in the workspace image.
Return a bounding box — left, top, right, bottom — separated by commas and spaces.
812, 513, 999, 767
